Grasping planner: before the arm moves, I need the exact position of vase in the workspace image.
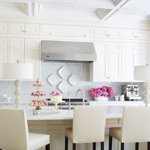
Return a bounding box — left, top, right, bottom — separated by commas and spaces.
94, 96, 108, 101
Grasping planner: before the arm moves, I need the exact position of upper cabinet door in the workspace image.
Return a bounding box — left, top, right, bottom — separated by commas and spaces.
90, 42, 121, 82
0, 38, 8, 78
9, 38, 25, 63
134, 43, 149, 66
41, 24, 92, 39
25, 39, 41, 79
10, 23, 40, 35
0, 23, 8, 34
121, 43, 134, 81
108, 43, 121, 81
90, 42, 107, 81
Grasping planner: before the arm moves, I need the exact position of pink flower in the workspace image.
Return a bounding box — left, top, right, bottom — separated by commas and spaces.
50, 91, 61, 96
101, 86, 107, 92
89, 86, 114, 99
101, 92, 108, 97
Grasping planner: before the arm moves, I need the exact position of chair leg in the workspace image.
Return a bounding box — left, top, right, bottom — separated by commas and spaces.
148, 142, 150, 150
109, 135, 112, 150
65, 136, 68, 150
93, 142, 96, 150
45, 144, 50, 150
121, 143, 124, 150
135, 142, 139, 150
101, 142, 104, 150
73, 143, 76, 150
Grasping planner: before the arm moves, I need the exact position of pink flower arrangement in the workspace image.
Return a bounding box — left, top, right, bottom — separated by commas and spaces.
50, 91, 61, 96
89, 86, 114, 99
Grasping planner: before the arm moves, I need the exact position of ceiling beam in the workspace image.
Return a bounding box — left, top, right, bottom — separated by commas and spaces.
96, 0, 130, 21
33, 2, 40, 16
37, 0, 115, 9
27, 2, 33, 16
0, 0, 114, 9
0, 0, 32, 3
95, 9, 112, 20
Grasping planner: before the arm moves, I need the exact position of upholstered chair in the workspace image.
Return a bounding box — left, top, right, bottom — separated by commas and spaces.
0, 109, 50, 150
65, 106, 106, 150
109, 106, 150, 150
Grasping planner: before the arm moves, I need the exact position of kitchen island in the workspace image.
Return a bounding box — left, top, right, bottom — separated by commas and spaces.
24, 101, 145, 150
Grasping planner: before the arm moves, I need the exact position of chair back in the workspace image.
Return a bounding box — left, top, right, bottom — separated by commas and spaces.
0, 109, 29, 150
122, 106, 150, 143
73, 106, 106, 143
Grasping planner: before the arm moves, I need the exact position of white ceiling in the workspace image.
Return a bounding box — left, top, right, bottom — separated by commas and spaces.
0, 0, 149, 23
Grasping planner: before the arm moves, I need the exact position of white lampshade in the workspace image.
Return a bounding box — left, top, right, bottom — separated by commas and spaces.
3, 63, 33, 80
134, 66, 150, 81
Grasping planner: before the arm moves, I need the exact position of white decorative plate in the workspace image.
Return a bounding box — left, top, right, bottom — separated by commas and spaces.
68, 74, 79, 87
58, 81, 69, 93
58, 66, 71, 79
47, 74, 61, 86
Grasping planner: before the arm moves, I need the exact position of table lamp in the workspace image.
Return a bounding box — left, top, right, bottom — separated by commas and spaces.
3, 62, 33, 108
134, 65, 150, 105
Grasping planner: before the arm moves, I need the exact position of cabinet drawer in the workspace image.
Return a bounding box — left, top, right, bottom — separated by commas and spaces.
119, 29, 149, 40
10, 23, 25, 34
10, 23, 40, 34
94, 28, 119, 39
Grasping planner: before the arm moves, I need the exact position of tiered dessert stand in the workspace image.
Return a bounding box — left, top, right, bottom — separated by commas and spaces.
30, 79, 48, 115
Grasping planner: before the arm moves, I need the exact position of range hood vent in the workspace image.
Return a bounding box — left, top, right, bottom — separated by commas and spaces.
41, 41, 97, 62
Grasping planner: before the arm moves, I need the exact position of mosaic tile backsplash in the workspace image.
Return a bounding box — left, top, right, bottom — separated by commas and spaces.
0, 62, 145, 103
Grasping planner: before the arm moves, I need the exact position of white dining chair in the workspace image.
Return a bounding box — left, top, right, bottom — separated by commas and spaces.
109, 106, 150, 150
65, 106, 106, 150
0, 109, 50, 150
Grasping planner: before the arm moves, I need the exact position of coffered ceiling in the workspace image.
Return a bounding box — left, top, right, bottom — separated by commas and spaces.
0, 0, 149, 22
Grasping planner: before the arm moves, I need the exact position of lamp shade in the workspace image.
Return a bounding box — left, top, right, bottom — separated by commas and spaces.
3, 63, 33, 79
134, 66, 150, 81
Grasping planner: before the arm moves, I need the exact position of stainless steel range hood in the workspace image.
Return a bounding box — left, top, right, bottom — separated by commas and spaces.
41, 41, 97, 62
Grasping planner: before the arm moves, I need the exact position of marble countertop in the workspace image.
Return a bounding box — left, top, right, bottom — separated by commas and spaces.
26, 101, 145, 121
26, 109, 122, 121
0, 100, 146, 121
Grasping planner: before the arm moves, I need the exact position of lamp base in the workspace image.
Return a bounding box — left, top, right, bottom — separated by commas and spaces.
15, 79, 21, 109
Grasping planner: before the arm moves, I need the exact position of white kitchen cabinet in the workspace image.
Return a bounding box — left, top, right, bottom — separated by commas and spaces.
108, 43, 121, 80
90, 42, 121, 81
10, 23, 40, 35
0, 23, 8, 34
0, 38, 8, 78
91, 41, 135, 82
41, 24, 92, 39
120, 43, 134, 81
9, 38, 25, 63
90, 42, 106, 81
25, 39, 41, 79
134, 43, 149, 66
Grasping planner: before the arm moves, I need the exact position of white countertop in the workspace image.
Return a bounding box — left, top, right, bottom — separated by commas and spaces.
26, 101, 145, 121
89, 100, 145, 106
26, 109, 123, 121
0, 100, 146, 121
